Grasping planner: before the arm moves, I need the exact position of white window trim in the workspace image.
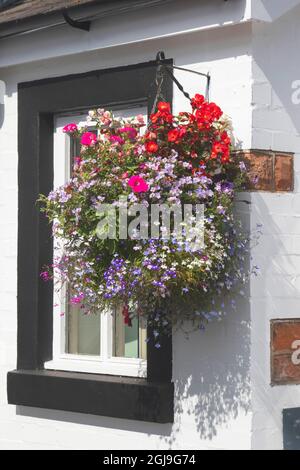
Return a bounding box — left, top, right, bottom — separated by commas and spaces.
44, 110, 147, 378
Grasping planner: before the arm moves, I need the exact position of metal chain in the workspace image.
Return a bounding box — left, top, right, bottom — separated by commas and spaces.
149, 65, 166, 117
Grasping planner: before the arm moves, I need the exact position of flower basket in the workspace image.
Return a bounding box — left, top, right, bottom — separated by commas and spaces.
40, 94, 252, 341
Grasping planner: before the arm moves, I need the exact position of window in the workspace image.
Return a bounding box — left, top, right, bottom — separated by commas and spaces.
45, 109, 148, 377
8, 60, 174, 423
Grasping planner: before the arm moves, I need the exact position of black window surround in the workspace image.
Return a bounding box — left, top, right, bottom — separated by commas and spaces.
7, 59, 174, 423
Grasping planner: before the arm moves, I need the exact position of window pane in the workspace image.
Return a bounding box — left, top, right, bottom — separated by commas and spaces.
113, 308, 147, 360
66, 304, 101, 356
60, 105, 148, 361
70, 135, 81, 172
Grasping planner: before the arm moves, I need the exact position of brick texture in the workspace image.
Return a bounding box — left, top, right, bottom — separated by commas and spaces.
275, 154, 294, 191
234, 149, 294, 192
243, 151, 274, 191
271, 320, 300, 385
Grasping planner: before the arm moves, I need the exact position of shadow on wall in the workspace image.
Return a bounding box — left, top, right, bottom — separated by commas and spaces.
0, 80, 5, 128
163, 200, 252, 446
16, 405, 173, 438
168, 301, 251, 444
257, 0, 300, 22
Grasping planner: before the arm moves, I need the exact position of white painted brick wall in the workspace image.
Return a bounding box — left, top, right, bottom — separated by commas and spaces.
250, 3, 300, 449
0, 16, 253, 449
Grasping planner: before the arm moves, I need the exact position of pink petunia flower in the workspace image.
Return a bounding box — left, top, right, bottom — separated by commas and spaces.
40, 271, 50, 282
70, 293, 85, 305
81, 132, 97, 147
63, 123, 78, 133
128, 175, 149, 193
110, 135, 125, 145
119, 127, 138, 140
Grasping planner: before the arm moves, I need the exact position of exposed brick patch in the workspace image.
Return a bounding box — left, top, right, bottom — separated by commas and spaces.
234, 149, 294, 192
275, 154, 294, 191
271, 320, 300, 386
243, 151, 274, 191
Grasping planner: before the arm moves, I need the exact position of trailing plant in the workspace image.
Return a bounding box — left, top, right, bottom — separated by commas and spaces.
40, 94, 255, 340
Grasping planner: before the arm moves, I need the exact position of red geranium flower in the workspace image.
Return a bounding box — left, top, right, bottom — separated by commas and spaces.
168, 129, 180, 143
212, 142, 223, 154
191, 94, 205, 109
145, 141, 159, 153
208, 102, 223, 120
211, 140, 230, 162
150, 102, 173, 125
157, 101, 171, 113
194, 100, 223, 129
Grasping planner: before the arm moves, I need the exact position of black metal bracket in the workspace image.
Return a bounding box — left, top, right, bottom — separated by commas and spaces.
155, 51, 211, 102
62, 11, 91, 32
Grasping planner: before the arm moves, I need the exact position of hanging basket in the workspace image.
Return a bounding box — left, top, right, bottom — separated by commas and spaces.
39, 91, 254, 340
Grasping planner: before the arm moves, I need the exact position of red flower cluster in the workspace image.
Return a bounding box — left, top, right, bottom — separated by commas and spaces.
167, 127, 187, 143
145, 95, 232, 167
150, 101, 173, 124
191, 93, 205, 109
190, 93, 223, 131
211, 131, 231, 163
194, 102, 223, 130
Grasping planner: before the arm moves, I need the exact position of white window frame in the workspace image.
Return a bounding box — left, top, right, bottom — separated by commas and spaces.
45, 108, 147, 378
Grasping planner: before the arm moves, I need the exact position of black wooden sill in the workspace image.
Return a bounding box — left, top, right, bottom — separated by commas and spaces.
7, 369, 174, 423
